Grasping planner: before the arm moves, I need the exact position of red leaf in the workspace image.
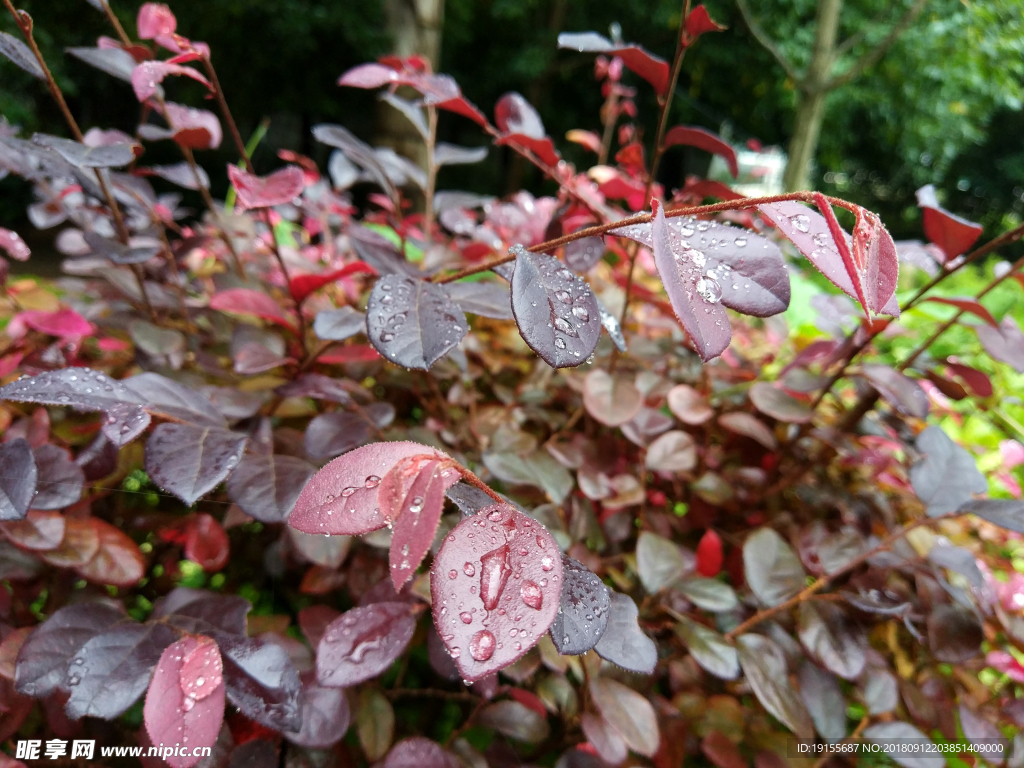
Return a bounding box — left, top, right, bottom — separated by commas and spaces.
288, 261, 376, 303
184, 514, 230, 572
315, 344, 381, 364
163, 102, 221, 150
924, 296, 998, 328
144, 636, 225, 768
682, 178, 745, 201
434, 96, 489, 128
226, 164, 305, 210
684, 6, 727, 45
131, 61, 211, 102
615, 46, 670, 95
695, 529, 723, 577
209, 288, 297, 331
494, 134, 560, 167
137, 3, 177, 40
338, 63, 401, 89
430, 503, 562, 682
17, 308, 93, 338
288, 441, 450, 536
916, 185, 983, 261
945, 361, 993, 398
663, 126, 737, 178
508, 688, 548, 718
74, 518, 145, 587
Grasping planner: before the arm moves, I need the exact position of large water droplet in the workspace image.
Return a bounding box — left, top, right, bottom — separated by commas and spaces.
554, 289, 572, 305
365, 475, 381, 489
463, 562, 475, 577
460, 611, 473, 624
571, 305, 589, 321
792, 214, 811, 233
540, 556, 554, 572
554, 338, 566, 350
520, 580, 543, 610
469, 629, 496, 661
696, 276, 723, 304
408, 496, 424, 514
734, 237, 747, 247
553, 317, 578, 337
479, 545, 512, 610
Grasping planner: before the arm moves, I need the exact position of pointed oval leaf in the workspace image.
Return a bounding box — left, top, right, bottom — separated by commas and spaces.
313, 306, 367, 341
430, 504, 562, 681
974, 316, 1024, 373
923, 296, 999, 328
674, 615, 739, 679
38, 517, 100, 568
736, 634, 814, 738
798, 661, 846, 742
588, 677, 660, 756
74, 519, 146, 587
510, 247, 601, 368
209, 288, 297, 332
284, 671, 351, 748
31, 444, 84, 510
124, 372, 226, 427
495, 92, 545, 139
215, 632, 301, 731
663, 126, 738, 178
593, 592, 658, 674
549, 554, 610, 655
32, 133, 135, 168
958, 498, 1024, 534
565, 235, 605, 272
676, 577, 737, 612
719, 412, 777, 450
227, 164, 304, 210
366, 275, 468, 370
749, 382, 812, 423
304, 411, 371, 461
910, 426, 987, 517
226, 453, 315, 524
316, 601, 416, 687
859, 364, 929, 419
583, 370, 642, 427
67, 45, 136, 81
916, 185, 983, 261
667, 384, 713, 424
145, 424, 246, 506
797, 602, 866, 680
0, 439, 37, 521
862, 668, 899, 714
478, 699, 550, 742
580, 712, 628, 765
645, 430, 697, 472
636, 531, 689, 592
289, 442, 448, 536
434, 143, 488, 166
743, 528, 805, 607
0, 31, 44, 79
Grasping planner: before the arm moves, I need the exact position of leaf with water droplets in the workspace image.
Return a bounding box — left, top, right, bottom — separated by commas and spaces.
384, 458, 462, 589
125, 372, 226, 427
31, 444, 84, 510
14, 601, 126, 698
284, 671, 351, 748
445, 482, 500, 518
316, 601, 416, 687
596, 297, 626, 352
145, 424, 248, 506
0, 439, 37, 521
549, 554, 610, 655
593, 592, 657, 674
510, 246, 601, 368
583, 370, 642, 427
430, 504, 562, 681
674, 615, 739, 679
0, 368, 150, 447
65, 621, 179, 720
226, 453, 315, 524
144, 636, 225, 768
289, 441, 449, 536
736, 633, 815, 738
588, 676, 660, 756
910, 425, 987, 517
743, 528, 805, 607
32, 133, 135, 168
366, 275, 468, 370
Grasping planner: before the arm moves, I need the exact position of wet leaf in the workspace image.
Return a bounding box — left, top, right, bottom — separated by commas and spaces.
863, 722, 944, 768
588, 676, 660, 756
31, 444, 84, 510
145, 424, 247, 506
909, 426, 986, 516
718, 412, 777, 450
366, 275, 469, 370
215, 632, 301, 731
797, 602, 866, 679
510, 247, 601, 368
226, 453, 315, 524
558, 32, 670, 95
674, 616, 739, 679
974, 316, 1024, 373
859, 364, 929, 419
430, 504, 561, 681
593, 592, 658, 674
478, 700, 550, 742
667, 384, 713, 424
583, 370, 642, 427
32, 133, 135, 168
915, 185, 983, 261
0, 439, 37, 521
289, 441, 448, 536
144, 636, 225, 768
549, 554, 610, 655
358, 688, 395, 760
736, 634, 814, 738
743, 528, 805, 607
637, 531, 690, 592
749, 382, 812, 423
155, 588, 251, 636
677, 577, 737, 612
313, 306, 367, 340
798, 662, 846, 742
227, 164, 305, 210
317, 602, 416, 687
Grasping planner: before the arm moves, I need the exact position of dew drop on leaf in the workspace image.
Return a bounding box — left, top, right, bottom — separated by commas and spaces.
469, 629, 496, 661
480, 545, 511, 610
520, 580, 543, 610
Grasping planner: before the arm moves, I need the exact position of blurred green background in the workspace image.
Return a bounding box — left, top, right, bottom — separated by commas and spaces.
2, 0, 1023, 252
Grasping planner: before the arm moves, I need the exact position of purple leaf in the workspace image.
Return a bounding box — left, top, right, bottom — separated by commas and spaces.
144, 636, 225, 768
153, 588, 251, 636
313, 306, 366, 341
284, 671, 351, 748
958, 498, 1024, 534
743, 528, 805, 606
149, 161, 209, 189
587, 677, 660, 756
858, 364, 929, 419
445, 482, 499, 518
564, 234, 606, 273
583, 370, 643, 427
14, 601, 126, 698
366, 275, 469, 370
495, 93, 545, 139
510, 246, 602, 368
593, 592, 657, 674
549, 554, 610, 655
674, 615, 739, 679
276, 373, 352, 404
0, 438, 37, 521
144, 424, 247, 506
736, 633, 815, 738
125, 372, 226, 427
382, 737, 460, 768
316, 602, 417, 687
312, 125, 397, 203
926, 605, 981, 663
909, 426, 987, 517
31, 444, 84, 510
289, 441, 449, 536
0, 31, 45, 79
718, 412, 777, 450
798, 662, 846, 742
430, 503, 562, 681
974, 315, 1024, 372
67, 46, 137, 81
31, 133, 134, 169
797, 602, 866, 680
304, 411, 371, 461
215, 633, 301, 731
226, 453, 315, 524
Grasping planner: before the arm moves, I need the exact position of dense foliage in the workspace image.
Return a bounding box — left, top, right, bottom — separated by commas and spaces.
1, 2, 1024, 768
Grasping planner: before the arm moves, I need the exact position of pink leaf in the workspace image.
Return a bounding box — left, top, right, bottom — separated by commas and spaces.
143, 636, 225, 768
494, 134, 560, 167
137, 3, 177, 40
338, 63, 401, 89
131, 61, 211, 102
316, 602, 416, 687
184, 514, 230, 572
226, 164, 305, 210
430, 503, 562, 682
209, 288, 297, 331
663, 126, 737, 178
0, 228, 30, 261
916, 185, 983, 262
17, 308, 93, 338
684, 6, 727, 45
163, 102, 222, 150
288, 441, 451, 536
558, 33, 669, 94
288, 261, 376, 304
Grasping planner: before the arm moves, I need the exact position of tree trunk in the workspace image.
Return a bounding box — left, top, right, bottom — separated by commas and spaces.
783, 0, 843, 191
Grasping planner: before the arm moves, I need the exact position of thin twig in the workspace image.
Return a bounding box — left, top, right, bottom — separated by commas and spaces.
423, 105, 438, 238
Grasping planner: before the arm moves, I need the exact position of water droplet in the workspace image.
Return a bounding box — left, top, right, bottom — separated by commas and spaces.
448, 570, 458, 580
540, 556, 554, 572
463, 562, 476, 577
520, 580, 543, 610
554, 317, 578, 337
696, 276, 723, 304
554, 338, 566, 350
480, 545, 511, 610
380, 331, 395, 342
571, 305, 589, 321
812, 232, 830, 247
469, 629, 496, 661
365, 475, 381, 488
792, 214, 811, 233
408, 496, 424, 514
460, 612, 473, 624
554, 289, 572, 304
734, 237, 747, 247
341, 487, 357, 498
487, 509, 503, 522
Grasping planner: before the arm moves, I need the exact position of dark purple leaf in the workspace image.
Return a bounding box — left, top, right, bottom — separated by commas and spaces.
316, 602, 416, 687
32, 133, 135, 168
916, 185, 983, 261
564, 235, 605, 272
153, 588, 251, 636
444, 281, 513, 320
0, 368, 150, 447
124, 372, 226, 427
587, 677, 660, 756
348, 224, 420, 277
858, 364, 929, 419
909, 426, 987, 516
312, 124, 397, 203
215, 632, 301, 732
549, 554, 610, 655
145, 424, 248, 506
430, 504, 562, 681
958, 498, 1024, 534
927, 541, 984, 590
743, 528, 805, 607
83, 231, 162, 264
926, 605, 982, 662
304, 411, 371, 461
749, 382, 812, 423
0, 439, 37, 521
226, 453, 315, 524
445, 483, 496, 518
798, 661, 846, 742
674, 616, 739, 679
313, 306, 366, 341
366, 275, 468, 370
797, 602, 866, 679
863, 722, 944, 768
284, 671, 351, 748
382, 737, 460, 768
736, 634, 815, 738
233, 342, 292, 374
276, 373, 352, 405
593, 591, 657, 674
144, 636, 225, 768
67, 45, 136, 81
65, 622, 179, 720
0, 31, 45, 79
510, 246, 601, 368
557, 32, 669, 95
974, 315, 1024, 372
31, 444, 84, 510
14, 601, 125, 698
288, 441, 449, 536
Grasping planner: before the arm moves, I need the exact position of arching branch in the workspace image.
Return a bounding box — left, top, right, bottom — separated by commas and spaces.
735, 0, 801, 83
826, 0, 929, 90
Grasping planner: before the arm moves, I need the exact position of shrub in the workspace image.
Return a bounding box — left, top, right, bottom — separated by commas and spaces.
1, 2, 1023, 767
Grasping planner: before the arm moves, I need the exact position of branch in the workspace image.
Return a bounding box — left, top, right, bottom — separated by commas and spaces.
735, 0, 801, 83
825, 0, 928, 90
